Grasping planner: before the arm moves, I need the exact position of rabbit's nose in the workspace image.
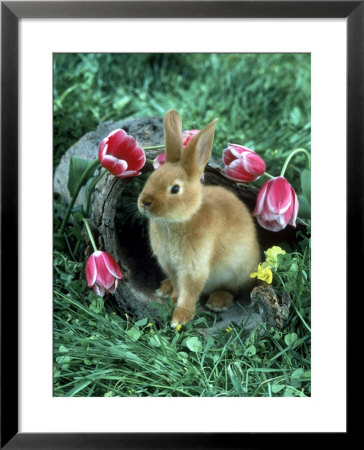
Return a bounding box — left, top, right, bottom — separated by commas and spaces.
139, 195, 153, 208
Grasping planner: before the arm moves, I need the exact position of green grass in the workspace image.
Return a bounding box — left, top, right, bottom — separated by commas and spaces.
54, 236, 311, 398
54, 53, 310, 182
53, 53, 311, 397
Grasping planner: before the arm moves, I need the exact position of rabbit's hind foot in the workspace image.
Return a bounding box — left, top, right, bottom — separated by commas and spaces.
156, 279, 178, 304
156, 279, 174, 297
206, 291, 234, 312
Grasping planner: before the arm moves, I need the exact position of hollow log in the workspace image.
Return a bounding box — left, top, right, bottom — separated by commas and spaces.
54, 116, 307, 324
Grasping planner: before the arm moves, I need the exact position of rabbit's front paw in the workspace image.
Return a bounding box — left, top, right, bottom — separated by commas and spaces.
170, 307, 194, 327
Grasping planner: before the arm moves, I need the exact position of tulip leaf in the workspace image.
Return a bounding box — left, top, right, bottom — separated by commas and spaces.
84, 175, 98, 200
71, 218, 83, 241
54, 233, 66, 251
72, 211, 85, 224
71, 210, 86, 241
71, 204, 87, 217
68, 157, 97, 198
298, 194, 311, 219
300, 169, 311, 203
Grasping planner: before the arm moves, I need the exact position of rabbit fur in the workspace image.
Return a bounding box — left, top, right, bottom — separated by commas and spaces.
138, 110, 260, 327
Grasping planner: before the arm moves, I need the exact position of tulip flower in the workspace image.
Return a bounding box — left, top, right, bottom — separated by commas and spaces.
182, 129, 200, 147
85, 250, 123, 297
253, 176, 299, 232
98, 129, 146, 178
153, 129, 201, 170
153, 152, 166, 170
221, 143, 266, 183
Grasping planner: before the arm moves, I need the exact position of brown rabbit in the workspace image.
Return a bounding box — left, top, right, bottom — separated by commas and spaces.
138, 110, 260, 327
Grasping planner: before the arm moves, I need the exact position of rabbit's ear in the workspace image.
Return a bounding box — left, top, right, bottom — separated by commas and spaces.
164, 109, 183, 163
181, 118, 217, 177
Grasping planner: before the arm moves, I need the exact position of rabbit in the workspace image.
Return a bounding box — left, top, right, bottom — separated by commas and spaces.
138, 109, 260, 327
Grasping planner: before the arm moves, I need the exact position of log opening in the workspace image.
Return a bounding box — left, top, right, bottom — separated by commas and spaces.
114, 174, 164, 296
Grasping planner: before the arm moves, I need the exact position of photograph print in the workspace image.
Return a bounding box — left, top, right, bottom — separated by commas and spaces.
53, 53, 311, 398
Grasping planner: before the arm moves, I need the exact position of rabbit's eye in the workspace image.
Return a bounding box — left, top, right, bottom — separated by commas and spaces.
170, 184, 180, 194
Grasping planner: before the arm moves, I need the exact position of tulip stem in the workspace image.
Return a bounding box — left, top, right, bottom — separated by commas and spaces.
143, 144, 165, 150
59, 159, 101, 235
263, 172, 275, 179
280, 148, 311, 178
82, 218, 98, 252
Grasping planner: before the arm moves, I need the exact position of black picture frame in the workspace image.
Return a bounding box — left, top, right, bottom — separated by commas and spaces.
1, 1, 359, 448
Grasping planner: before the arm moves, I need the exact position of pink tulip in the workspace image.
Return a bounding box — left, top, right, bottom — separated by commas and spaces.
85, 251, 123, 297
182, 129, 200, 147
99, 129, 146, 178
153, 152, 166, 170
153, 129, 201, 171
253, 176, 299, 232
221, 143, 266, 183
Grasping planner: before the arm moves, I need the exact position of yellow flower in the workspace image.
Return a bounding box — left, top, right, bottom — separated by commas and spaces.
264, 246, 286, 267
225, 327, 233, 333
250, 264, 273, 284
176, 324, 182, 331
147, 322, 153, 327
